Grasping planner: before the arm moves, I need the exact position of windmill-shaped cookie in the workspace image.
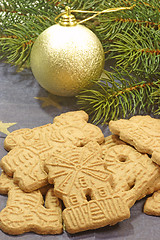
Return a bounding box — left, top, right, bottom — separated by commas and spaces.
45, 141, 130, 234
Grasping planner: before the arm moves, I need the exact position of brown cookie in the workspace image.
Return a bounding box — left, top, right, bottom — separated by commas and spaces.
4, 110, 104, 151
102, 136, 160, 208
138, 175, 160, 200
0, 171, 15, 194
109, 115, 160, 165
45, 141, 130, 234
0, 146, 49, 192
1, 111, 104, 192
0, 172, 62, 235
144, 190, 160, 216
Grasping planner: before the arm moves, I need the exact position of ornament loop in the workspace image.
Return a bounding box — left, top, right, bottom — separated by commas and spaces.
55, 5, 136, 25
77, 5, 136, 24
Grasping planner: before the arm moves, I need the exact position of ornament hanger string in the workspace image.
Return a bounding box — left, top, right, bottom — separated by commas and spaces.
55, 5, 136, 24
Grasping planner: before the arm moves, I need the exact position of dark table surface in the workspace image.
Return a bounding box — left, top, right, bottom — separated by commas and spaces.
0, 60, 160, 240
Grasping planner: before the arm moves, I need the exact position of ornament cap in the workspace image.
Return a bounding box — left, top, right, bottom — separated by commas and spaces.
59, 6, 77, 27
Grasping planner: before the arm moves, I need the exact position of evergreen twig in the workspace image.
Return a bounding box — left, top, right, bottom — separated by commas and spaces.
77, 69, 160, 124
151, 87, 160, 115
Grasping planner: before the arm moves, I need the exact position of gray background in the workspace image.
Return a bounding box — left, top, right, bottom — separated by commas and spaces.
0, 60, 160, 240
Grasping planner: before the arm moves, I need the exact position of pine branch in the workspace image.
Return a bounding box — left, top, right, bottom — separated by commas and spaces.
0, 0, 159, 123
0, 17, 54, 70
77, 69, 160, 124
151, 86, 160, 115
0, 0, 160, 75
106, 27, 160, 75
95, 0, 160, 75
0, 0, 61, 69
0, 0, 60, 27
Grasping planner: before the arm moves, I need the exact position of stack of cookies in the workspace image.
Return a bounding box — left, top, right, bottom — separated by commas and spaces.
0, 111, 159, 235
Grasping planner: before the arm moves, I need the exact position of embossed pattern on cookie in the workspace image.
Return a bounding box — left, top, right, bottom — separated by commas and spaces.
45, 141, 130, 234
45, 141, 113, 206
0, 146, 49, 192
4, 110, 104, 151
109, 115, 160, 165
101, 135, 126, 159
103, 141, 160, 207
0, 172, 62, 235
63, 196, 130, 234
1, 111, 104, 192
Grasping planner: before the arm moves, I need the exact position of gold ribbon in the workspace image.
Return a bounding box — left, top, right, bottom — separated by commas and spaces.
55, 5, 136, 24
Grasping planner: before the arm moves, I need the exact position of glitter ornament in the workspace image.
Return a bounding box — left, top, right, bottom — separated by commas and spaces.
30, 7, 105, 97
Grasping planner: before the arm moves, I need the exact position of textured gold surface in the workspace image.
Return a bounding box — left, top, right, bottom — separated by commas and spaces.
30, 24, 104, 96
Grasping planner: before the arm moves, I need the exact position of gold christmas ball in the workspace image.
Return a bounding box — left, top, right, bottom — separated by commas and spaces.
30, 21, 104, 96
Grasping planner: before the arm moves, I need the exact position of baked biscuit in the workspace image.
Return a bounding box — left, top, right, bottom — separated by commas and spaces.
109, 115, 160, 165
144, 190, 160, 216
102, 136, 160, 207
0, 145, 49, 192
138, 175, 160, 200
4, 110, 104, 151
45, 141, 130, 234
0, 111, 104, 192
0, 172, 62, 235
